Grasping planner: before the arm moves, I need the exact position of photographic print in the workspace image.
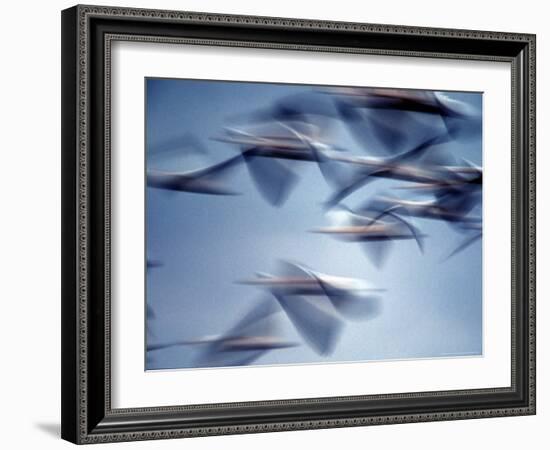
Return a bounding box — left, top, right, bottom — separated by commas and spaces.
145, 78, 483, 371
61, 8, 536, 442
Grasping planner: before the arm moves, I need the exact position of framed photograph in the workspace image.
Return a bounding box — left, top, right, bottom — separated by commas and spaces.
61, 5, 536, 444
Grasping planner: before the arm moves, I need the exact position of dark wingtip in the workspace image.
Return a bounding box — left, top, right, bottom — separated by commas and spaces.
441, 232, 482, 261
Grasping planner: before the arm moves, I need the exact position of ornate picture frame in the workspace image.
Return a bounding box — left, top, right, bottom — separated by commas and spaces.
61, 4, 535, 444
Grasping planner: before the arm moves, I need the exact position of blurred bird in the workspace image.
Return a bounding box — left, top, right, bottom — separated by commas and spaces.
315, 132, 456, 208
311, 206, 425, 268
239, 261, 383, 355
395, 157, 482, 197
213, 120, 339, 206
327, 87, 475, 117
364, 181, 481, 261
147, 152, 249, 195
325, 87, 481, 150
226, 91, 340, 129
443, 220, 482, 260
380, 158, 482, 220
369, 194, 481, 227
146, 300, 298, 368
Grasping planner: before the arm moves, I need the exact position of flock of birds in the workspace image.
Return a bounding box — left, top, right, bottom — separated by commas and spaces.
145, 86, 482, 369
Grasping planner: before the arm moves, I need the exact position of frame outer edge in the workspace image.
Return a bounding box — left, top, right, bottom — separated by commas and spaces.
61, 5, 80, 445
77, 3, 91, 444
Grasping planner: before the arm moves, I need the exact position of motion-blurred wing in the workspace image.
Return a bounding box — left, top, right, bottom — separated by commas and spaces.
318, 155, 363, 190
434, 178, 482, 216
441, 109, 482, 143
360, 240, 394, 268
362, 204, 425, 253
190, 153, 247, 179
196, 300, 282, 367
147, 341, 182, 352
270, 92, 339, 122
417, 146, 458, 169
146, 303, 156, 340
388, 132, 453, 165
244, 153, 299, 206
362, 109, 413, 152
336, 102, 384, 153
310, 272, 384, 321
323, 169, 382, 209
322, 132, 454, 208
228, 92, 339, 128
444, 232, 482, 260
281, 123, 352, 189
226, 298, 281, 338
146, 171, 186, 190
384, 208, 425, 253
329, 295, 383, 321
147, 154, 246, 194
276, 260, 315, 279
275, 295, 343, 356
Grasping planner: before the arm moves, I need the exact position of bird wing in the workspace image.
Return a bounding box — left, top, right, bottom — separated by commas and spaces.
388, 131, 453, 165
276, 260, 316, 280
308, 271, 383, 321
330, 294, 383, 321
187, 153, 247, 178
360, 205, 425, 253
360, 240, 394, 269
196, 299, 282, 367
225, 298, 281, 338
275, 294, 343, 356
323, 169, 383, 209
444, 232, 482, 260
244, 152, 299, 207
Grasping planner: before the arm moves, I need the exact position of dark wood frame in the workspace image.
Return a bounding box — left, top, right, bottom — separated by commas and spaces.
61, 4, 536, 444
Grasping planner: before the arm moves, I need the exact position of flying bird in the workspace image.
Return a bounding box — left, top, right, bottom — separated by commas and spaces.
369, 195, 481, 227
213, 120, 339, 206
147, 152, 249, 195
312, 206, 425, 268
325, 87, 481, 148
146, 300, 298, 368
239, 261, 383, 355
442, 219, 482, 260
314, 132, 456, 208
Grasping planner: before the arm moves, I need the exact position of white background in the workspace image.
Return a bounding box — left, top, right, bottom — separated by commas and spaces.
0, 0, 545, 449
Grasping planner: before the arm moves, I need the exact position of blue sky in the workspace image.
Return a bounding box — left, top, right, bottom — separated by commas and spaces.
145, 78, 483, 370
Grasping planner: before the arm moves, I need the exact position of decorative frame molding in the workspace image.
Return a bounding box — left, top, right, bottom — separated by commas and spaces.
61, 4, 536, 444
